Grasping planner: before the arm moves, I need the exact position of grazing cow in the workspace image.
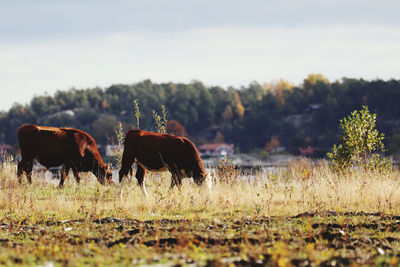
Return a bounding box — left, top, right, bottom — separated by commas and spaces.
17, 124, 112, 187
119, 129, 212, 196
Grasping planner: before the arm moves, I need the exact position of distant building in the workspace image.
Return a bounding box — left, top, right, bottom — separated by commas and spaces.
198, 143, 234, 157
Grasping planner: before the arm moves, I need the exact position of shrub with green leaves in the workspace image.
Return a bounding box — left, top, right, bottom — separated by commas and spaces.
327, 106, 391, 173
152, 105, 168, 134
133, 98, 141, 129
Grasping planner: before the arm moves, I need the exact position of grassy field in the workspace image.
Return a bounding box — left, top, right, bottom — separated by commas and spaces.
1, 158, 400, 266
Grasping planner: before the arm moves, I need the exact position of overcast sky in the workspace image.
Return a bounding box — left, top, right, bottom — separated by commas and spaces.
1, 0, 400, 111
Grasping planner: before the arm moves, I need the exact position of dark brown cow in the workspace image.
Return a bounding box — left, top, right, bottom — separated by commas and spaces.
17, 124, 112, 187
119, 130, 212, 196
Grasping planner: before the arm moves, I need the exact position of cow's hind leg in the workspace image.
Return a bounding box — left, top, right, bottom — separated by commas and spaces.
17, 159, 33, 184
119, 149, 135, 183
25, 161, 33, 183
135, 165, 148, 197
17, 161, 24, 183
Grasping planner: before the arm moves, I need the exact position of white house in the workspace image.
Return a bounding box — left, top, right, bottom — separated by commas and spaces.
198, 143, 234, 157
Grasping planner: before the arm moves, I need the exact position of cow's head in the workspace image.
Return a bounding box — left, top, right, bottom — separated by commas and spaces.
97, 164, 113, 185
104, 164, 113, 184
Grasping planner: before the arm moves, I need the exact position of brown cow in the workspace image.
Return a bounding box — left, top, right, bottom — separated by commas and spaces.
119, 129, 212, 196
17, 124, 112, 187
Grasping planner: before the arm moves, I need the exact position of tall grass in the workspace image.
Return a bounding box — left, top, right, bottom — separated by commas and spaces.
1, 158, 400, 222
110, 122, 125, 169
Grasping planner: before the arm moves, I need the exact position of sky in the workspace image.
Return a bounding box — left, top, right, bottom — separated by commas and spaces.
1, 0, 400, 111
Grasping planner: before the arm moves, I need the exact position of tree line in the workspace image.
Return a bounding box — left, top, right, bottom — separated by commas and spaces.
1, 74, 400, 158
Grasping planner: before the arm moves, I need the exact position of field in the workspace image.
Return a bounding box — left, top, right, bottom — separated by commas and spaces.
1, 159, 400, 266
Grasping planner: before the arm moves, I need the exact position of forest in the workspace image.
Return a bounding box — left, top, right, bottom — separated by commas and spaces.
1, 74, 400, 158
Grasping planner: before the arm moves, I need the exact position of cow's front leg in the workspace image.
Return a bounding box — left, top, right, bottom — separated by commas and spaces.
170, 173, 183, 190
135, 165, 148, 197
170, 174, 177, 189
169, 165, 183, 190
176, 175, 183, 189
72, 167, 81, 184
59, 165, 70, 188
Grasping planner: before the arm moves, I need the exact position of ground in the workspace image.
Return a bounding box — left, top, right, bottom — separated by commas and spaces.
2, 212, 400, 266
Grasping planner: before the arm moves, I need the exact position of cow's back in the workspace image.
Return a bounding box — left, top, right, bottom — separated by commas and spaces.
125, 130, 205, 176
124, 130, 177, 170
18, 125, 78, 168
61, 127, 106, 169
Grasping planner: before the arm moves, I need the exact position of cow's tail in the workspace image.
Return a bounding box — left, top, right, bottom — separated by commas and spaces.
119, 136, 135, 183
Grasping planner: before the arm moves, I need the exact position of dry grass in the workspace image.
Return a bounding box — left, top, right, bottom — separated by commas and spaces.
1, 157, 400, 222
2, 158, 400, 266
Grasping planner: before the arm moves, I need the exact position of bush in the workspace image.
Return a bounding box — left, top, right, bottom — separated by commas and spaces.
327, 106, 391, 173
